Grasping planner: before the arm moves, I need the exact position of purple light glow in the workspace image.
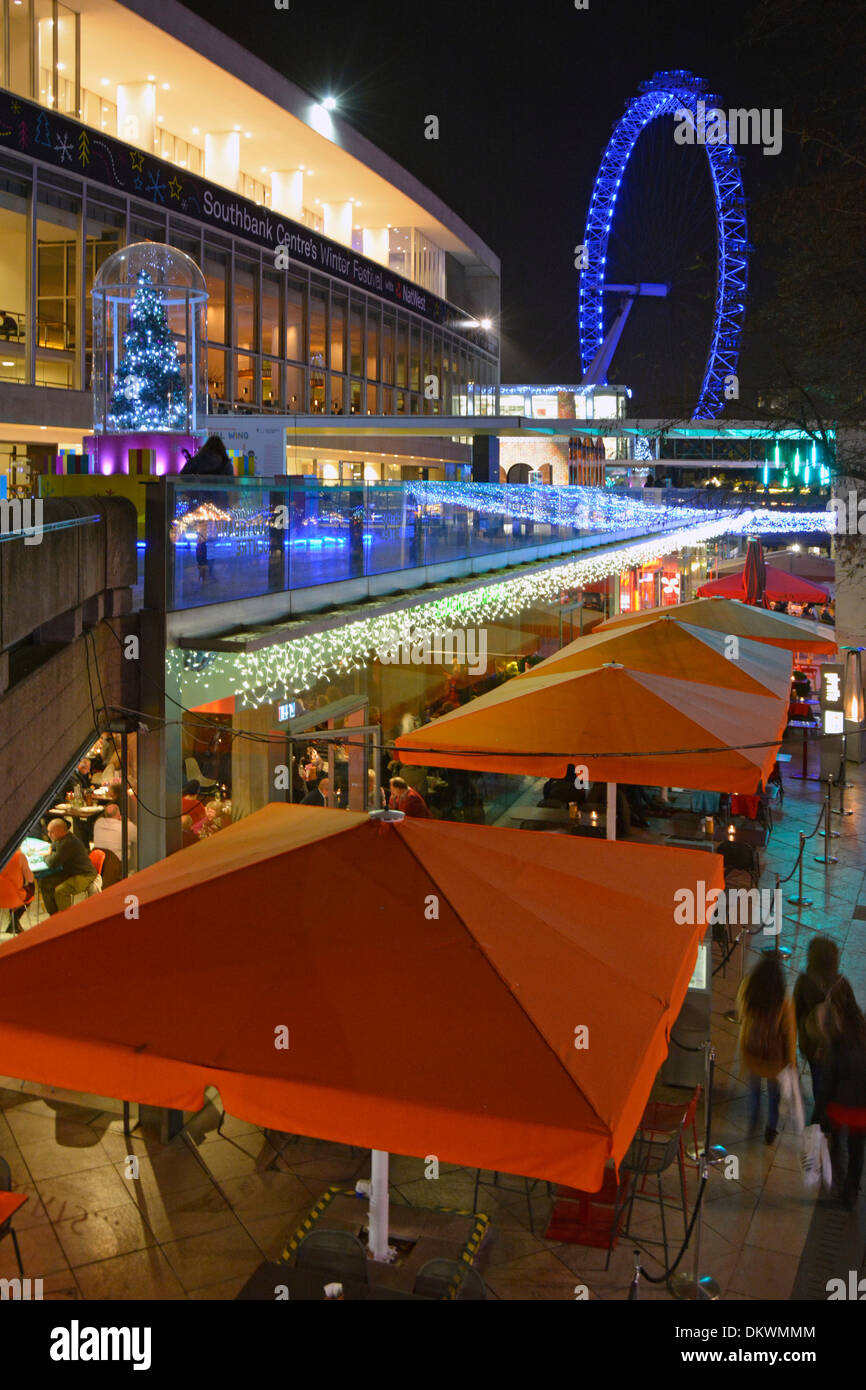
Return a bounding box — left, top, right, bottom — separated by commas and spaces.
84, 432, 202, 477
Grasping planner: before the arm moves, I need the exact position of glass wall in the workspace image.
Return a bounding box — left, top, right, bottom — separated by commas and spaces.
0, 147, 497, 412
165, 477, 668, 612
0, 164, 29, 384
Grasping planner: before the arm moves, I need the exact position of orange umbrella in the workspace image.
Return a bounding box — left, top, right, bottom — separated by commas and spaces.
396, 662, 787, 793
0, 805, 720, 1192
596, 596, 837, 654
534, 615, 793, 699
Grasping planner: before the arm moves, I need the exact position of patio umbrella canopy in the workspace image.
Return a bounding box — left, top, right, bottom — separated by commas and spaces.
0, 806, 720, 1192
534, 616, 793, 699
396, 662, 788, 792
697, 565, 830, 606
595, 596, 837, 654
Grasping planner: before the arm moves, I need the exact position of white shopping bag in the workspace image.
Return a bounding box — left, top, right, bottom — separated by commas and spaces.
778, 1064, 805, 1134
801, 1124, 833, 1191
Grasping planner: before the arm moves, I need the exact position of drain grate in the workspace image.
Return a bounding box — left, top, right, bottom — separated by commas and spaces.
791, 1195, 865, 1300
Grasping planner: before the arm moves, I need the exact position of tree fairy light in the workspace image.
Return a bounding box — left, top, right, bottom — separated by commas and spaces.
108, 270, 187, 432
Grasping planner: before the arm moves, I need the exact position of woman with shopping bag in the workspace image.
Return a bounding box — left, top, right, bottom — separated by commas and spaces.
738, 954, 797, 1145
816, 979, 866, 1210
793, 935, 841, 1124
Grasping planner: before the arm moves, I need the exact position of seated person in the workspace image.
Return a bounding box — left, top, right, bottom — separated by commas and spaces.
72, 757, 93, 792
389, 776, 430, 818
92, 803, 137, 870
0, 849, 36, 934
181, 814, 199, 848
541, 764, 584, 806
181, 780, 208, 830
301, 775, 330, 807
40, 819, 96, 914
791, 670, 812, 700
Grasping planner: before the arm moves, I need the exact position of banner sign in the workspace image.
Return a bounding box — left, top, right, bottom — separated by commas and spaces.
0, 88, 495, 351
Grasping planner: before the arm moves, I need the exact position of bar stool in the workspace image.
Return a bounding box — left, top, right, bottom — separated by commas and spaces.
605, 1125, 688, 1271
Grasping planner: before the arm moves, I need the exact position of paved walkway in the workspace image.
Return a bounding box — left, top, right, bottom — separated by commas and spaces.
0, 744, 863, 1300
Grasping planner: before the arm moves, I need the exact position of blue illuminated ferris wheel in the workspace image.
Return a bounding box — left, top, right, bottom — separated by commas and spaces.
578, 70, 750, 420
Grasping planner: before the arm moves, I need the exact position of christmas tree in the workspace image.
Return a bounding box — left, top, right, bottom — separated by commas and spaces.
108, 270, 187, 431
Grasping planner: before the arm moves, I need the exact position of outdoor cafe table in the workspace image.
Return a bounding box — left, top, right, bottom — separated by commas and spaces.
235, 1263, 431, 1301
506, 806, 607, 837
713, 824, 768, 849
49, 802, 104, 846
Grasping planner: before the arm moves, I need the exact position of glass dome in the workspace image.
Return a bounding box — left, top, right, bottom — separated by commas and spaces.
91, 241, 208, 435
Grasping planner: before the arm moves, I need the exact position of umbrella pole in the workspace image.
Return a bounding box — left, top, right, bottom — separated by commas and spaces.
368, 1149, 394, 1262
606, 781, 617, 841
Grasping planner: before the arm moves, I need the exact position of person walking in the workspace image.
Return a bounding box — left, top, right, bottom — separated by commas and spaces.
738, 953, 796, 1145
793, 935, 841, 1123
816, 978, 866, 1209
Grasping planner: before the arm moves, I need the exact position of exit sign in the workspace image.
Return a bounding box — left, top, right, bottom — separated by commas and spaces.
276, 701, 297, 723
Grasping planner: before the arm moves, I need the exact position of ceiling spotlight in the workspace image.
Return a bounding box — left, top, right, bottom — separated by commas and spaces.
323, 96, 337, 111
147, 74, 155, 81
480, 317, 492, 330
192, 126, 199, 134
100, 78, 110, 87
162, 82, 170, 90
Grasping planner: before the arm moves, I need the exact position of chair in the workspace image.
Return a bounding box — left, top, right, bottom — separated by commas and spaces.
716, 841, 760, 886
0, 1156, 26, 1278
99, 848, 123, 888
605, 1126, 687, 1272
755, 794, 774, 836
183, 757, 219, 795
87, 849, 105, 895
294, 1229, 368, 1284
413, 1257, 487, 1301
640, 1085, 702, 1190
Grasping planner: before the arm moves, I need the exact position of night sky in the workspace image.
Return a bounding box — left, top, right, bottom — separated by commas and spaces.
183, 0, 849, 404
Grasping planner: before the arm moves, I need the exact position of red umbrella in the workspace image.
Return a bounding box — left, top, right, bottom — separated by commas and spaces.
697, 564, 829, 606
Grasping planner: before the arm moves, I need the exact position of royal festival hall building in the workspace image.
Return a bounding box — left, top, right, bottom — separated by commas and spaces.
0, 0, 501, 483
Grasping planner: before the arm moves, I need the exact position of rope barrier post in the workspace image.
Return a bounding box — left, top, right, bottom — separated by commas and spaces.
765, 871, 791, 960
787, 832, 813, 909
723, 928, 746, 1023
671, 1045, 721, 1301
815, 776, 839, 866
833, 733, 854, 816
